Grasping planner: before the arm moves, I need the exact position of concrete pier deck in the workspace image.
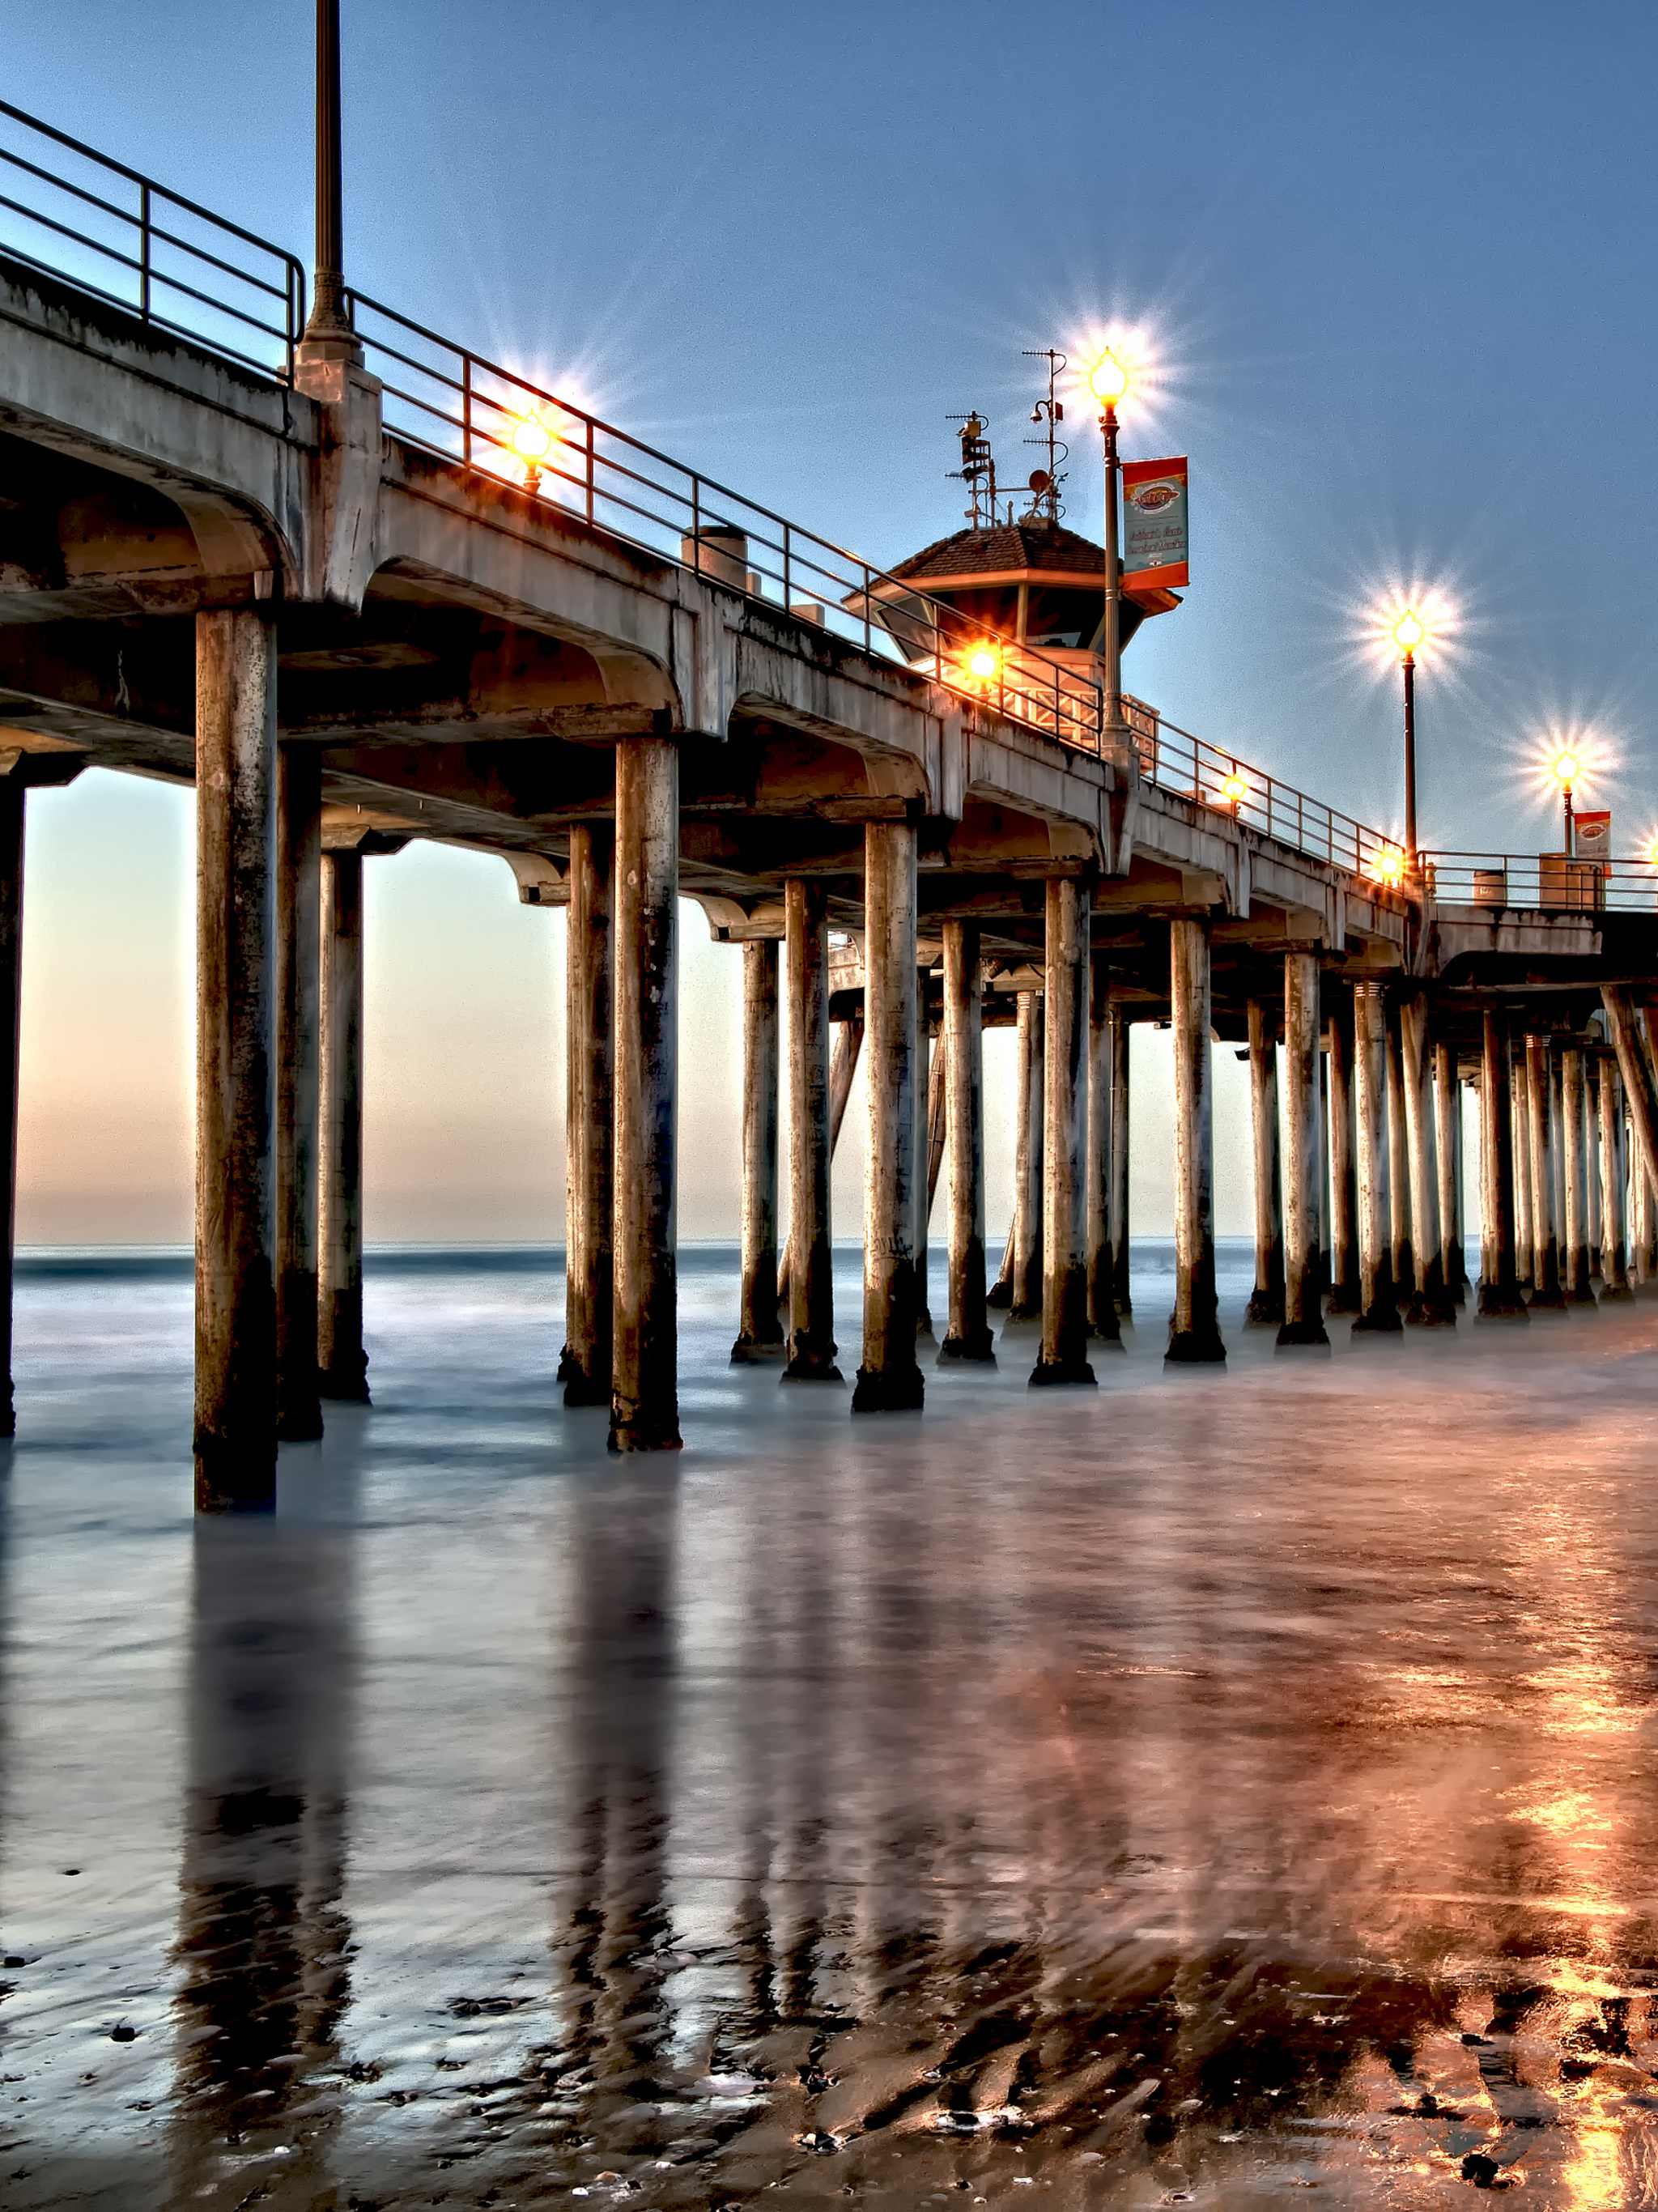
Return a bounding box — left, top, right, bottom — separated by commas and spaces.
4, 1242, 1658, 2208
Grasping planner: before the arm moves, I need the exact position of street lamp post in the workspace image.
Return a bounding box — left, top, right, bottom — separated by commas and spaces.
1090, 349, 1131, 758
1393, 607, 1424, 866
1553, 751, 1579, 853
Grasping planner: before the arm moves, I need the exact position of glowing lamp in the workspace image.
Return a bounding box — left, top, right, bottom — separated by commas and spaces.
1393, 608, 1424, 656
1089, 349, 1129, 408
966, 642, 1000, 682
511, 412, 553, 465
1552, 750, 1580, 788
1373, 844, 1405, 888
1221, 771, 1249, 807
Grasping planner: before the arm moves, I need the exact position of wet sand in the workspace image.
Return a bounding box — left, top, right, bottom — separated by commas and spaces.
3, 1243, 1658, 2209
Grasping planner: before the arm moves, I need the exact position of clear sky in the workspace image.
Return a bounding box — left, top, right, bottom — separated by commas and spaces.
6, 0, 1655, 1242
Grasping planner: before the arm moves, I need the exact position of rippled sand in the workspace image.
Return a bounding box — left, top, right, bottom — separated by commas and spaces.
3, 1243, 1658, 2209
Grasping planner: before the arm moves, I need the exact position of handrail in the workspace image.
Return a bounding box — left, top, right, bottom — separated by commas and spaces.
1422, 851, 1658, 915
0, 98, 1401, 891
0, 99, 305, 382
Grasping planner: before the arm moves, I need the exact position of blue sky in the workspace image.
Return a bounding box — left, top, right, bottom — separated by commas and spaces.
5, 1, 1653, 1238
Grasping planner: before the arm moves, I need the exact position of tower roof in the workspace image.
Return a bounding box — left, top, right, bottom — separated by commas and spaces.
887, 519, 1107, 587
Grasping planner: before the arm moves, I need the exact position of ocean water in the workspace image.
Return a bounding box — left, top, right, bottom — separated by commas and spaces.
3, 1238, 1658, 2209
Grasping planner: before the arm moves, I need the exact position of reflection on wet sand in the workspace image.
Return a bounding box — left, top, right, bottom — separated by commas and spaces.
5, 1251, 1658, 2204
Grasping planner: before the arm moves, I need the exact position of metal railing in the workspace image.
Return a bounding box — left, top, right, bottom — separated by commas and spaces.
0, 98, 1400, 891
1423, 852, 1658, 914
0, 100, 305, 383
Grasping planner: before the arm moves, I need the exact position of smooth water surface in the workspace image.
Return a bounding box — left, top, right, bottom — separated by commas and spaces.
3, 1240, 1658, 2209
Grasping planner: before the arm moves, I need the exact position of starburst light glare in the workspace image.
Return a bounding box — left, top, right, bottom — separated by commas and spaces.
1393, 608, 1425, 656
510, 412, 554, 464
1371, 844, 1406, 888
1089, 348, 1129, 408
1221, 771, 1249, 808
966, 642, 1001, 683
1552, 750, 1581, 789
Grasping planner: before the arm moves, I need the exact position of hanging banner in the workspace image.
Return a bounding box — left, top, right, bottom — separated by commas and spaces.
1574, 809, 1611, 861
1122, 457, 1189, 590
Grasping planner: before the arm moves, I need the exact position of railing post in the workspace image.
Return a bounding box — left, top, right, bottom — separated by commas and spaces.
461, 354, 471, 470
585, 419, 595, 524
782, 521, 790, 606
139, 181, 151, 322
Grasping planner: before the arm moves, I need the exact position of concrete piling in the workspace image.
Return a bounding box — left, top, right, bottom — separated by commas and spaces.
939, 920, 995, 1363
1278, 951, 1329, 1347
852, 821, 924, 1412
0, 776, 23, 1438
1434, 1041, 1464, 1308
1326, 1005, 1361, 1312
1401, 998, 1454, 1324
1524, 1034, 1567, 1311
609, 736, 681, 1452
1167, 916, 1225, 1363
1245, 998, 1285, 1325
731, 936, 784, 1364
194, 607, 278, 1509
1008, 992, 1045, 1320
914, 1015, 937, 1339
1384, 1006, 1415, 1315
1550, 1057, 1567, 1291
1085, 957, 1121, 1341
1111, 1002, 1133, 1316
775, 1010, 861, 1310
1317, 1044, 1333, 1293
1351, 982, 1401, 1334
1475, 1013, 1528, 1317
317, 849, 368, 1406
1600, 1058, 1634, 1300
1511, 1049, 1534, 1290
562, 823, 614, 1403
1561, 1046, 1596, 1304
274, 744, 323, 1442
781, 880, 840, 1380
1031, 878, 1095, 1385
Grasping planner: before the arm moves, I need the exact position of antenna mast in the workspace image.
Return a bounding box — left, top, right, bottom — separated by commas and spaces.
946, 413, 1001, 529
1021, 350, 1068, 524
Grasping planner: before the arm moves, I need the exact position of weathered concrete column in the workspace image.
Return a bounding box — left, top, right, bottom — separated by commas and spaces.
1451, 1074, 1469, 1300
940, 920, 995, 1363
1008, 992, 1044, 1320
1326, 1004, 1361, 1312
1351, 983, 1400, 1334
913, 1013, 936, 1339
776, 1009, 861, 1308
1587, 1062, 1603, 1276
1434, 1042, 1463, 1307
1401, 998, 1453, 1324
1477, 1066, 1494, 1290
0, 777, 23, 1438
1550, 1057, 1568, 1290
1317, 1045, 1333, 1292
1384, 1005, 1414, 1313
1032, 878, 1095, 1386
1111, 1002, 1133, 1315
1600, 1058, 1634, 1300
1561, 1046, 1596, 1304
274, 744, 323, 1442
1477, 1013, 1528, 1317
853, 820, 924, 1412
1245, 999, 1285, 1325
1278, 951, 1329, 1347
561, 823, 614, 1402
195, 607, 278, 1510
782, 878, 840, 1381
1511, 1048, 1534, 1289
1600, 989, 1658, 1270
317, 848, 367, 1405
1525, 1034, 1567, 1312
1085, 956, 1121, 1341
610, 735, 681, 1452
732, 937, 784, 1364
1167, 916, 1224, 1363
